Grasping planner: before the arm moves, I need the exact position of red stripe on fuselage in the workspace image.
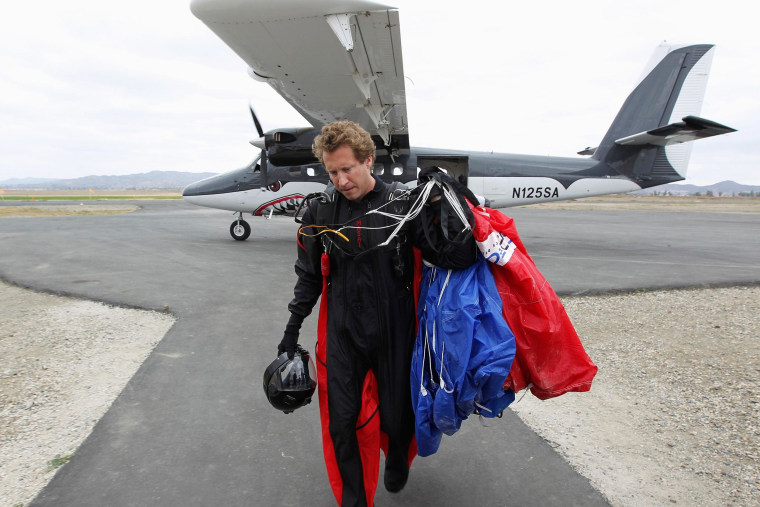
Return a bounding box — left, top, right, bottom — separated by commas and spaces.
254, 194, 305, 216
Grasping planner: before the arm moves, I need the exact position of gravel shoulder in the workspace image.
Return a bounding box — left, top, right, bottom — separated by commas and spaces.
512, 286, 760, 506
1, 283, 758, 507
0, 282, 175, 507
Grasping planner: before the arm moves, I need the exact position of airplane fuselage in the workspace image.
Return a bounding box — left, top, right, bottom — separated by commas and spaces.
182, 145, 644, 218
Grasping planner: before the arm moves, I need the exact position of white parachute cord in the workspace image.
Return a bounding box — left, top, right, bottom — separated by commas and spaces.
426, 316, 438, 393
431, 319, 437, 354
420, 315, 431, 396
334, 180, 435, 240
441, 183, 472, 232
434, 269, 455, 394
438, 340, 454, 394
332, 178, 469, 240
337, 179, 468, 245
436, 268, 452, 307
374, 180, 435, 248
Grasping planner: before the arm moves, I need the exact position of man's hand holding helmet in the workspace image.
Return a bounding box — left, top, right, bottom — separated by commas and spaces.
278, 330, 299, 360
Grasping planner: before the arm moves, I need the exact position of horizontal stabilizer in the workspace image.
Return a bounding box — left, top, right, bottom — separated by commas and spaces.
615, 115, 736, 147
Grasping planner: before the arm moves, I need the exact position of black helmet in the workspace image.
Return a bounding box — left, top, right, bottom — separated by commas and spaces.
263, 347, 317, 414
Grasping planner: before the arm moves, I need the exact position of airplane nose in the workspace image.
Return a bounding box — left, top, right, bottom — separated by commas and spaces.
182, 166, 261, 198
182, 165, 263, 212
182, 176, 225, 198
182, 179, 204, 197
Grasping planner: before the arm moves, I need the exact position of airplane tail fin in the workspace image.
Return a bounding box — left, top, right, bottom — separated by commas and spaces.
591, 43, 735, 187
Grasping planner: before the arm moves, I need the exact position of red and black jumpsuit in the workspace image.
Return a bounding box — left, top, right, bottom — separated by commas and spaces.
284, 177, 475, 506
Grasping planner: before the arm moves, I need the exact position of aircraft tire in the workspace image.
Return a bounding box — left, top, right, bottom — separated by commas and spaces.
230, 220, 251, 241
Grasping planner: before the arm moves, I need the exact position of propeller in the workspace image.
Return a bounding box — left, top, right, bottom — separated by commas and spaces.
249, 105, 266, 150
246, 104, 319, 166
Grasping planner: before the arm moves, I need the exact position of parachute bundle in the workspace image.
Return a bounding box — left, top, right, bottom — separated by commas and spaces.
411, 255, 516, 457
409, 192, 598, 456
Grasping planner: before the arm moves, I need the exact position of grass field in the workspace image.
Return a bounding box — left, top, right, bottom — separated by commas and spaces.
0, 205, 140, 218
0, 195, 181, 201
0, 190, 177, 217
0, 190, 181, 201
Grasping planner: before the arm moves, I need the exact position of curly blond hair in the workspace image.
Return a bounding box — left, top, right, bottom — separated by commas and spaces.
312, 120, 375, 164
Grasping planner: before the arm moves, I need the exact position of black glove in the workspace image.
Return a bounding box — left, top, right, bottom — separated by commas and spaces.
417, 165, 441, 184
279, 315, 302, 359
278, 331, 298, 359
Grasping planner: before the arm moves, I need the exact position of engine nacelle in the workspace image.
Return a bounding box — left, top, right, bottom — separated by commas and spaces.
265, 127, 321, 167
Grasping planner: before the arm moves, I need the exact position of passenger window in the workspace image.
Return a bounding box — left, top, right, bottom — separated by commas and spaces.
392, 165, 403, 176
373, 163, 385, 176
307, 167, 316, 177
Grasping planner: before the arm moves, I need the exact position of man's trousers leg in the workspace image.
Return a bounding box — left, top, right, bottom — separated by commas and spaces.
327, 337, 370, 507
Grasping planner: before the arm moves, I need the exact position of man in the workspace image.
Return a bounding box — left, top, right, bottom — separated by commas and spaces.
279, 120, 475, 506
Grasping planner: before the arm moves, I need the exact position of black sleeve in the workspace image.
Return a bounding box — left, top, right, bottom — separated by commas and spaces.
410, 198, 478, 269
285, 203, 324, 336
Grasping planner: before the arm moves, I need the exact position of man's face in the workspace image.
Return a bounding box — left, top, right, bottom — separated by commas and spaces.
323, 144, 375, 202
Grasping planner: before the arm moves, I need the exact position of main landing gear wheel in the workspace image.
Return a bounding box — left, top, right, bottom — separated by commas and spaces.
230, 219, 251, 241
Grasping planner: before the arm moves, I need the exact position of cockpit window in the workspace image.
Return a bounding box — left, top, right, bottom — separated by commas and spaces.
248, 154, 262, 173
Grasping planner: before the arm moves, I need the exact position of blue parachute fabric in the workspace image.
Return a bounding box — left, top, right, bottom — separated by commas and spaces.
411, 254, 516, 456
410, 348, 441, 457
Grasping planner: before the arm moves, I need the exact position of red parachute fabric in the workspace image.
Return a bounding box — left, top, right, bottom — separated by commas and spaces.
469, 204, 598, 399
315, 252, 418, 507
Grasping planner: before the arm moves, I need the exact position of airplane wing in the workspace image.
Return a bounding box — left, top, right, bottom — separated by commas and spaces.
190, 0, 408, 148
615, 115, 737, 147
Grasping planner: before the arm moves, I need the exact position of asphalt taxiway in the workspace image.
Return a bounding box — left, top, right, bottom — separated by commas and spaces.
1, 200, 758, 506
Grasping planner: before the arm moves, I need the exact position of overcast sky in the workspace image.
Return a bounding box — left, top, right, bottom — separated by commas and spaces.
1, 0, 757, 185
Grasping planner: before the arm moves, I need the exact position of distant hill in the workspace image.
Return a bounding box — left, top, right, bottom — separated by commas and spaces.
0, 171, 219, 190
633, 180, 760, 196
1, 177, 58, 186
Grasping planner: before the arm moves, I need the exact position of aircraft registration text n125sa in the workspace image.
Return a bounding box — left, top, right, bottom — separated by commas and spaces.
512, 186, 560, 199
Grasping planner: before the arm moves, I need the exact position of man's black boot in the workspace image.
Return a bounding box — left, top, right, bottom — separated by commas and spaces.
383, 450, 410, 493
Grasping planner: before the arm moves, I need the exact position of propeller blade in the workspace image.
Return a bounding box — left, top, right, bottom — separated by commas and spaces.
249, 105, 264, 138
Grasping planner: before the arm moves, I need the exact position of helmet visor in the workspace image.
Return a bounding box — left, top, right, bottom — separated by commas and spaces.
274, 352, 317, 392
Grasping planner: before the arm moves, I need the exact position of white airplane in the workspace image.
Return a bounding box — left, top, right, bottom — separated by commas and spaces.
183, 0, 735, 240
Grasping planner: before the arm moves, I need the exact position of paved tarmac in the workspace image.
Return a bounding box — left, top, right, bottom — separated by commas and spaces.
1, 200, 758, 506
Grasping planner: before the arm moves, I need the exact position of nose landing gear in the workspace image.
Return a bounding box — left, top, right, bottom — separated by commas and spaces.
230, 212, 251, 241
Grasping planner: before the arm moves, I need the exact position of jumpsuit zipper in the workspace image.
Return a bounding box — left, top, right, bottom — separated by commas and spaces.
369, 196, 393, 427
